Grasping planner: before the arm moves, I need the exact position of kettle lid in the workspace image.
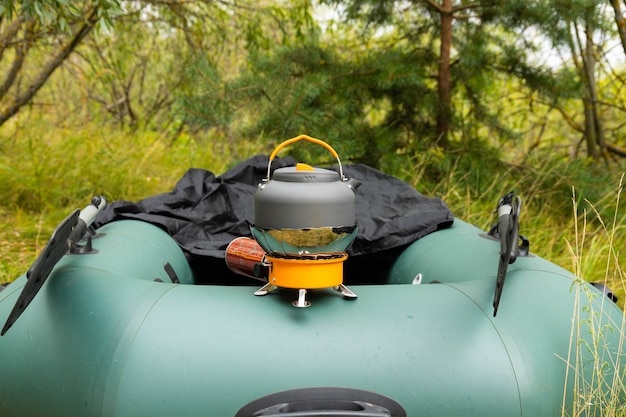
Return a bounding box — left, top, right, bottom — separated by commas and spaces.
272, 164, 339, 183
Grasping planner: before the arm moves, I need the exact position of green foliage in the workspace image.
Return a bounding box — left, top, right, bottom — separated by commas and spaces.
68, 13, 192, 129
177, 0, 615, 171
0, 1, 316, 131
179, 36, 454, 171
0, 0, 121, 31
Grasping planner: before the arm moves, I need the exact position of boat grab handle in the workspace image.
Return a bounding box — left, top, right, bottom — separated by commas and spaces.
249, 399, 391, 417
235, 387, 406, 417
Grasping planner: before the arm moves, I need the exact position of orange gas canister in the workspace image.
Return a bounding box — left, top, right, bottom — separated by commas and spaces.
225, 237, 268, 280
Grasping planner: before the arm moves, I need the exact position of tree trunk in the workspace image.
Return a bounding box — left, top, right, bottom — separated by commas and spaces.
0, 16, 25, 61
436, 0, 453, 147
581, 16, 603, 159
0, 19, 35, 98
609, 0, 626, 57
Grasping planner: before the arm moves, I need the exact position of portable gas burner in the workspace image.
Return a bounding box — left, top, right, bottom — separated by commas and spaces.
225, 134, 360, 307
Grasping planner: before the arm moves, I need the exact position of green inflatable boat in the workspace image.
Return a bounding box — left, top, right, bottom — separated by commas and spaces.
0, 136, 624, 417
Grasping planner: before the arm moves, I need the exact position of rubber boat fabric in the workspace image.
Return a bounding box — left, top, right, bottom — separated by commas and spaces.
93, 154, 455, 284
0, 154, 624, 417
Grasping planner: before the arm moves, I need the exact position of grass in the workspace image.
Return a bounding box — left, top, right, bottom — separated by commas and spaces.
0, 208, 49, 283
561, 182, 626, 416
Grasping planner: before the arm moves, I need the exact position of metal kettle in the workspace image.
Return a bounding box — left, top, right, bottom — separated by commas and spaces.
250, 135, 360, 256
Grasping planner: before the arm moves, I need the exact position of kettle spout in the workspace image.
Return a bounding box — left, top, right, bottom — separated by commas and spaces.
345, 178, 362, 191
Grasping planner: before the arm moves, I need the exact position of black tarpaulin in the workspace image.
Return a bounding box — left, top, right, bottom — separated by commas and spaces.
93, 155, 454, 284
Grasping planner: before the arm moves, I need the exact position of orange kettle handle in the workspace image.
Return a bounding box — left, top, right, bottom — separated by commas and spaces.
265, 134, 344, 181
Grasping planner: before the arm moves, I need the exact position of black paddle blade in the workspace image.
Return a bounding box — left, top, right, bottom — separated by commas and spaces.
1, 209, 80, 336
493, 256, 508, 317
492, 194, 521, 317
493, 214, 511, 317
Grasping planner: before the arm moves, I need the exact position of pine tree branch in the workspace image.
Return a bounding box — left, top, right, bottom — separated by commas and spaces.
605, 142, 626, 158
420, 0, 444, 13
420, 0, 485, 15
